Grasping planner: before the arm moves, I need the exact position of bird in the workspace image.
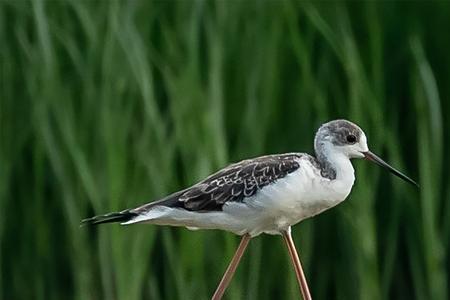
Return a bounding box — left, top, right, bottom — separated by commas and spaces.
82, 119, 418, 300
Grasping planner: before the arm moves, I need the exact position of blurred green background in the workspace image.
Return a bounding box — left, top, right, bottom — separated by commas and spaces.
1, 0, 449, 299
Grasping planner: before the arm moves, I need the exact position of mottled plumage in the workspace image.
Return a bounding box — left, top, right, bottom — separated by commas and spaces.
82, 119, 417, 237
81, 119, 419, 300
136, 153, 304, 213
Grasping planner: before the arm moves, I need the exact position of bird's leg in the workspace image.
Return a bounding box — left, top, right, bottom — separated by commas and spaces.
211, 234, 251, 300
282, 228, 312, 300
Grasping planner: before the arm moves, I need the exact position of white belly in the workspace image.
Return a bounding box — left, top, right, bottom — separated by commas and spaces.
126, 157, 356, 237
224, 160, 355, 235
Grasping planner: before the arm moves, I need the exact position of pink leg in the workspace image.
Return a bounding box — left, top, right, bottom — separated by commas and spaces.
282, 228, 312, 300
211, 234, 251, 300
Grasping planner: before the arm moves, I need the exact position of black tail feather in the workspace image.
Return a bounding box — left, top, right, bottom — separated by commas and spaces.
81, 210, 138, 226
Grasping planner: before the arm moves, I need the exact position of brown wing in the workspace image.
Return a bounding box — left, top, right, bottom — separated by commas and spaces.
133, 153, 304, 213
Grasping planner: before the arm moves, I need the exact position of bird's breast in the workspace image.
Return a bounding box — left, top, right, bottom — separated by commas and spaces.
243, 158, 355, 231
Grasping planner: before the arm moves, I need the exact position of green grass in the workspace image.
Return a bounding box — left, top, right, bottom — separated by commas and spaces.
1, 1, 449, 299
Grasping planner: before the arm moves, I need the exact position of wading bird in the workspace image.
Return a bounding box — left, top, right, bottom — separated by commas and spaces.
82, 119, 417, 300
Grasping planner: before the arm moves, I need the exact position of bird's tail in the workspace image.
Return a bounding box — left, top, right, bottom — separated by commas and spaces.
80, 210, 138, 226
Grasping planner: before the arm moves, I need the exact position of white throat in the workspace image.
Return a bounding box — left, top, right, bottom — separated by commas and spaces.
316, 147, 356, 204
317, 142, 356, 183
326, 151, 355, 182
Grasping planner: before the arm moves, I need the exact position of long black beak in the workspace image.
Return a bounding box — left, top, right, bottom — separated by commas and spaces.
363, 151, 419, 187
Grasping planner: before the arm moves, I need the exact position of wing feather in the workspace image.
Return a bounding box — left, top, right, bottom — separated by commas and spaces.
177, 153, 303, 211
131, 153, 308, 214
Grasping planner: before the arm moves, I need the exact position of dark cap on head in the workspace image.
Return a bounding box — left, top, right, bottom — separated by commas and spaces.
316, 119, 363, 146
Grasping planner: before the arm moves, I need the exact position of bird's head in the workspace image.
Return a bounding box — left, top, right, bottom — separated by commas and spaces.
315, 119, 368, 159
315, 119, 418, 187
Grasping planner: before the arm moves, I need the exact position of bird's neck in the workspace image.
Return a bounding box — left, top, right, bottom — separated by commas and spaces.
315, 146, 355, 182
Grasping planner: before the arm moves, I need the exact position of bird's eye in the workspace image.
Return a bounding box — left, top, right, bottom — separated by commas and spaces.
346, 134, 357, 144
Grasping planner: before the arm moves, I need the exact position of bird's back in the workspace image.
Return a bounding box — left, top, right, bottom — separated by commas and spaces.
128, 153, 352, 236
82, 152, 355, 236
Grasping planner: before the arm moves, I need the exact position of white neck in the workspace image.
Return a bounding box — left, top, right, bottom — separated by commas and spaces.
316, 142, 355, 182
326, 151, 355, 182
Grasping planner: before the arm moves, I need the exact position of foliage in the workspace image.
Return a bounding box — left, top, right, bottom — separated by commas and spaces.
1, 1, 449, 299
